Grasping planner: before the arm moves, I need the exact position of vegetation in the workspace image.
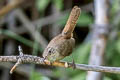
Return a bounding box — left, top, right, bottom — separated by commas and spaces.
0, 0, 120, 80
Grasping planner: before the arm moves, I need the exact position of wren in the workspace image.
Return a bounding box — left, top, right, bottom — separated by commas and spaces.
43, 6, 81, 62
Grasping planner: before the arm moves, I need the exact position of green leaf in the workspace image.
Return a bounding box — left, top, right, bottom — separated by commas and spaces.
70, 73, 86, 80
111, 0, 120, 15
0, 29, 33, 47
58, 11, 93, 27
115, 37, 120, 55
104, 76, 112, 80
52, 0, 63, 10
77, 12, 93, 26
53, 68, 84, 79
70, 73, 112, 80
106, 39, 120, 67
30, 71, 50, 80
36, 0, 50, 11
63, 43, 91, 64
0, 29, 43, 52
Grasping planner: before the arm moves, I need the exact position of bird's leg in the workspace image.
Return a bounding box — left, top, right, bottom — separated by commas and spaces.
71, 55, 76, 69
43, 58, 53, 66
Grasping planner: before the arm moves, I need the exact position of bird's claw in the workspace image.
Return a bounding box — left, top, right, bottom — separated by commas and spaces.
72, 59, 76, 69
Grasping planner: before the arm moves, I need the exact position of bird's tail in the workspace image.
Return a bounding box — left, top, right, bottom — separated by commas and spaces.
62, 6, 81, 39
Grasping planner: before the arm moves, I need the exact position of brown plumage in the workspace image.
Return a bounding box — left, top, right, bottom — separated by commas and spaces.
43, 6, 81, 62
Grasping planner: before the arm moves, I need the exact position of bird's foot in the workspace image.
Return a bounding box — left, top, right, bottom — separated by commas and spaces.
71, 59, 76, 69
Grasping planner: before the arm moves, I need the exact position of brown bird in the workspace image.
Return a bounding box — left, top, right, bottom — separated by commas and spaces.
43, 6, 81, 63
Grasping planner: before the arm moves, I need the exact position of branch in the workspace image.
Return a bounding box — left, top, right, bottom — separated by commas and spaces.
87, 0, 109, 79
0, 46, 120, 74
0, 63, 54, 77
1, 55, 120, 74
0, 0, 23, 18
14, 9, 48, 49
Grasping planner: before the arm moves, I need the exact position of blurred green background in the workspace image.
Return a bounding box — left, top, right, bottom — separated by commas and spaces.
0, 0, 120, 80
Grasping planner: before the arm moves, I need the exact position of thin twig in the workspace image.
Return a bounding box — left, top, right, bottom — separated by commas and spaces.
0, 0, 23, 18
10, 46, 23, 74
0, 46, 120, 74
15, 9, 48, 49
0, 55, 120, 74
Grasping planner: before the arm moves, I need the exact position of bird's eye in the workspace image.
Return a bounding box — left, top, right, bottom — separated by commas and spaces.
48, 50, 52, 53
47, 47, 55, 55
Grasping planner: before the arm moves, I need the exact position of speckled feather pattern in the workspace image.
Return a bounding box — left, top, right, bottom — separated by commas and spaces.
42, 6, 80, 62
43, 34, 75, 61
